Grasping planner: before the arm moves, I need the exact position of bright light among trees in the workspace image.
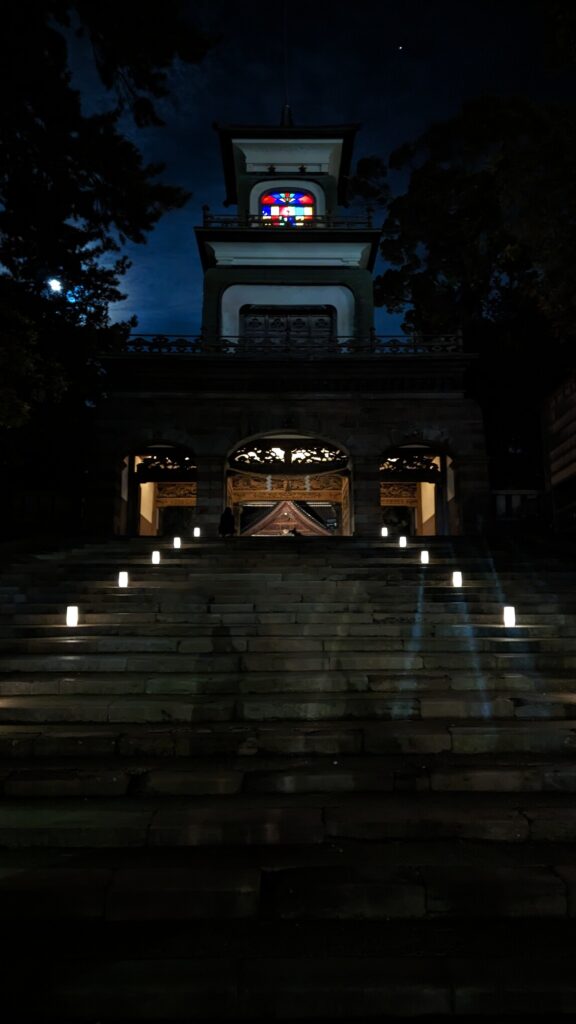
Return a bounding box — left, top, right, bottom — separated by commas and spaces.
48, 278, 62, 293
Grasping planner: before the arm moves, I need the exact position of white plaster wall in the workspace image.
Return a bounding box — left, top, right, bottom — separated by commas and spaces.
209, 241, 371, 267
419, 481, 436, 535
235, 139, 342, 176
220, 284, 355, 337
139, 482, 156, 535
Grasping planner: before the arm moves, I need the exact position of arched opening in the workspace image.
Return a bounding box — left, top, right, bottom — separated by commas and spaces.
259, 189, 315, 226
379, 445, 457, 536
221, 285, 355, 340
120, 444, 197, 537
226, 434, 352, 536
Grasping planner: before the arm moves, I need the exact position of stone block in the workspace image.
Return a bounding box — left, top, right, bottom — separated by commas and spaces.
271, 866, 426, 919
420, 697, 514, 718
247, 768, 395, 795
141, 769, 243, 796
0, 867, 111, 920
329, 654, 424, 671
527, 807, 576, 842
241, 958, 451, 1017
0, 679, 60, 695
247, 637, 323, 652
422, 653, 494, 669
431, 767, 543, 792
126, 653, 241, 672
34, 730, 117, 757
241, 654, 327, 672
117, 730, 176, 757
424, 866, 567, 917
0, 801, 152, 847
149, 805, 324, 846
451, 724, 576, 755
542, 766, 576, 791
365, 724, 451, 754
95, 637, 179, 652
324, 801, 529, 842
187, 725, 253, 756
5, 771, 84, 798
257, 726, 362, 755
178, 637, 247, 653
0, 697, 111, 724
106, 867, 259, 919
42, 958, 238, 1019
109, 699, 197, 724
454, 970, 576, 1014
58, 675, 145, 695
0, 729, 39, 758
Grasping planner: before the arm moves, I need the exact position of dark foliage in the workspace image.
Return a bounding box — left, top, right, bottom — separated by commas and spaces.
362, 96, 576, 364
0, 1, 213, 428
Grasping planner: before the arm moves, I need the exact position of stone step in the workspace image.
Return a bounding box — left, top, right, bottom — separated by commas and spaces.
0, 792, 574, 847
4, 622, 576, 640
3, 690, 576, 723
3, 535, 576, 1021
1, 689, 576, 724
1, 668, 573, 696
4, 633, 576, 655
4, 595, 576, 615
5, 609, 576, 631
1, 849, 575, 921
7, 575, 576, 595
3, 753, 576, 798
7, 942, 576, 1020
1, 718, 576, 759
2, 649, 576, 673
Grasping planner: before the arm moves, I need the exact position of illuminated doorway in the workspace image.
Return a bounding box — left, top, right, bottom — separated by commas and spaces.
119, 445, 197, 536
226, 435, 352, 536
380, 445, 456, 536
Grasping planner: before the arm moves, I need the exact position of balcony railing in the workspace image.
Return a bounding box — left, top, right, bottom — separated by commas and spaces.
201, 209, 376, 230
120, 333, 463, 357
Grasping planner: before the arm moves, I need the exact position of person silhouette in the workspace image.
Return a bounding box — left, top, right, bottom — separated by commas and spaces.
218, 506, 235, 537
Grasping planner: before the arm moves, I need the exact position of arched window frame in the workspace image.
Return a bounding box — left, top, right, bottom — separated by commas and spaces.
249, 179, 325, 221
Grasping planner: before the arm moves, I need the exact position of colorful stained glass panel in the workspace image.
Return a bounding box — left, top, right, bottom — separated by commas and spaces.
260, 190, 315, 226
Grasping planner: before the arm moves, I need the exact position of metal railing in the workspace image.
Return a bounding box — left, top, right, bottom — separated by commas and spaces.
201, 209, 376, 230
120, 333, 463, 357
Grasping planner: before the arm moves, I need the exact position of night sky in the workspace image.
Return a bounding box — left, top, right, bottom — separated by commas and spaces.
74, 1, 576, 335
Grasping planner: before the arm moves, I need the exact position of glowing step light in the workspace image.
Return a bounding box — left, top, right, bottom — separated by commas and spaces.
173, 537, 181, 549
452, 571, 463, 587
151, 550, 161, 565
66, 605, 79, 627
420, 550, 429, 565
380, 526, 389, 537
193, 527, 201, 538
503, 605, 516, 627
118, 572, 129, 588
399, 536, 407, 548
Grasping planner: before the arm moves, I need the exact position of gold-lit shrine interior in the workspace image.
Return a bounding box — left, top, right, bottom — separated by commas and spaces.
380, 448, 456, 536
227, 471, 351, 535
119, 448, 197, 537
226, 436, 351, 536
224, 438, 350, 540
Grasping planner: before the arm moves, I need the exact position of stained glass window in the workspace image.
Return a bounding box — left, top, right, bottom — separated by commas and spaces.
260, 190, 315, 226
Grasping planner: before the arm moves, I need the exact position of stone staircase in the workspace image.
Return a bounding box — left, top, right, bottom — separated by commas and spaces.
2, 534, 576, 1020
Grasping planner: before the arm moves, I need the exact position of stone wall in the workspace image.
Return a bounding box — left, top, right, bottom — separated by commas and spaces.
85, 367, 490, 536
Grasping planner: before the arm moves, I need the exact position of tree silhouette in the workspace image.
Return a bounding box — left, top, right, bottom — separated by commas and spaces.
0, 1, 214, 427
370, 95, 576, 359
